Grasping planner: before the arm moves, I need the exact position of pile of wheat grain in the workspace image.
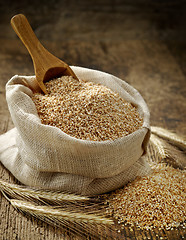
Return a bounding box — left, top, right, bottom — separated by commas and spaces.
32, 76, 143, 141
107, 163, 186, 231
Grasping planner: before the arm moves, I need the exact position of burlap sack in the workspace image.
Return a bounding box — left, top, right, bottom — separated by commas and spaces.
0, 66, 151, 195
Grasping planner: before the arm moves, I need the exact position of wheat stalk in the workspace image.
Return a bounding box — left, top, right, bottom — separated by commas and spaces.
151, 126, 186, 151
150, 134, 186, 169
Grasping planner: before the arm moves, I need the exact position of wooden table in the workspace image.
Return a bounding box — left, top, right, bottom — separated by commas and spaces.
0, 1, 185, 239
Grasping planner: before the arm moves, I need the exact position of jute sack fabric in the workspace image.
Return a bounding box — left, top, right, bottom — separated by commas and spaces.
0, 66, 151, 195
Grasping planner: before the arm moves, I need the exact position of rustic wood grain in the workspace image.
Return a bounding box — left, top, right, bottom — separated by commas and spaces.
0, 1, 186, 239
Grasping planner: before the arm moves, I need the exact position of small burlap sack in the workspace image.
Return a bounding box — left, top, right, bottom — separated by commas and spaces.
0, 66, 151, 195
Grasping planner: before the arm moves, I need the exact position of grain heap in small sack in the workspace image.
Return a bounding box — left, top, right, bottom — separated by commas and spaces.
106, 163, 186, 231
32, 76, 143, 141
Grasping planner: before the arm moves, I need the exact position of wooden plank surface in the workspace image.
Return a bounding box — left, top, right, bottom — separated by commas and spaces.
0, 1, 186, 239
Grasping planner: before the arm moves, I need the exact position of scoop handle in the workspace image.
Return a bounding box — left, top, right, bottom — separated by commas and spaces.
11, 14, 50, 93
11, 14, 45, 64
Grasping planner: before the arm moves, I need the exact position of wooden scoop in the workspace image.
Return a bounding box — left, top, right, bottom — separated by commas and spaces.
11, 14, 78, 94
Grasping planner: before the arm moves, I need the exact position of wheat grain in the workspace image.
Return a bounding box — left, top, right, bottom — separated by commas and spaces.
32, 76, 143, 141
107, 163, 186, 231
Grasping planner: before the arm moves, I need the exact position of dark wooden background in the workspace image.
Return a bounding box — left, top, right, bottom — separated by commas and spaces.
0, 0, 186, 239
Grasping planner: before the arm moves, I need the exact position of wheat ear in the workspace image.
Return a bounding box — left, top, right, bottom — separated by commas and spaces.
10, 199, 113, 225
150, 134, 186, 169
0, 179, 90, 203
151, 126, 186, 151
150, 134, 167, 161
9, 198, 115, 239
0, 179, 107, 216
